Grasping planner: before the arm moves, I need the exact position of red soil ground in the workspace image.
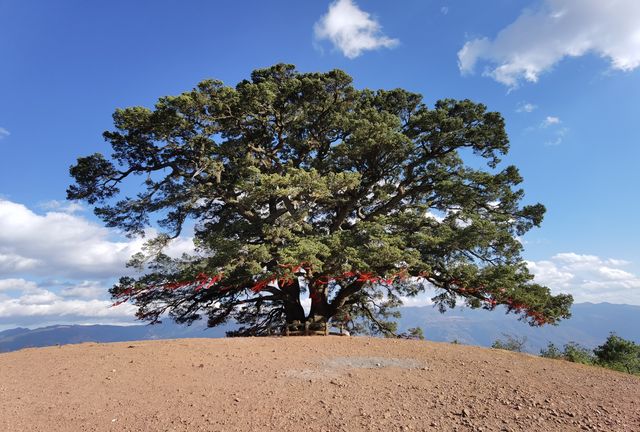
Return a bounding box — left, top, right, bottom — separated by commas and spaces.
1, 337, 638, 431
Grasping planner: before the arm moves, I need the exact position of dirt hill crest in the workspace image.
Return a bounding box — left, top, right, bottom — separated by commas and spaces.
1, 337, 638, 431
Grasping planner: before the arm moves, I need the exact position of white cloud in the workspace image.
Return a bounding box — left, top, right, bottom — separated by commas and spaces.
425, 210, 445, 223
516, 102, 537, 113
0, 252, 40, 273
541, 116, 561, 127
38, 199, 84, 214
400, 294, 434, 307
0, 199, 194, 279
0, 198, 198, 329
458, 0, 640, 87
59, 281, 107, 299
527, 252, 640, 304
553, 252, 599, 265
0, 277, 136, 327
0, 127, 9, 140
440, 6, 449, 16
314, 0, 398, 59
0, 278, 38, 293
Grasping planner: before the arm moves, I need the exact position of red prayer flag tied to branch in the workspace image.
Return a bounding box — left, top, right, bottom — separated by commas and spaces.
71, 64, 572, 336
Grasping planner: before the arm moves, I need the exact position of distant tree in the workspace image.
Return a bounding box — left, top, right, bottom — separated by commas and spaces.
554, 342, 594, 365
68, 64, 572, 336
491, 333, 527, 352
594, 333, 640, 375
539, 342, 563, 359
400, 327, 425, 340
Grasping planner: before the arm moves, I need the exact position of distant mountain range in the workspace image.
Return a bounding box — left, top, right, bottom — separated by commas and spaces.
396, 302, 640, 352
1, 302, 638, 354
0, 321, 229, 353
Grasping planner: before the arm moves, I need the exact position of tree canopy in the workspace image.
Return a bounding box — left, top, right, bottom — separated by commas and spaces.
68, 64, 572, 336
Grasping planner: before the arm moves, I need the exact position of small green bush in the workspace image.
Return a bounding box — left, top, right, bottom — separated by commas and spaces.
491, 334, 528, 352
561, 342, 594, 364
594, 333, 640, 375
540, 334, 640, 376
539, 342, 564, 359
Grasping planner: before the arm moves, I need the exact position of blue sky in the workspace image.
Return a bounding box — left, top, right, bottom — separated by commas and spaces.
1, 0, 639, 328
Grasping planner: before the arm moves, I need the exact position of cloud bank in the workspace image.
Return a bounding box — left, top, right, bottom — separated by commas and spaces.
458, 0, 640, 87
0, 198, 193, 329
314, 0, 398, 59
0, 277, 137, 328
527, 253, 640, 304
0, 199, 193, 279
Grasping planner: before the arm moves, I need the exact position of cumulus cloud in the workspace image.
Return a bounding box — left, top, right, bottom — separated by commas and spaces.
0, 252, 39, 273
0, 278, 38, 293
527, 252, 640, 305
0, 127, 9, 140
0, 199, 194, 279
458, 0, 640, 87
314, 0, 398, 59
0, 198, 198, 328
0, 277, 136, 327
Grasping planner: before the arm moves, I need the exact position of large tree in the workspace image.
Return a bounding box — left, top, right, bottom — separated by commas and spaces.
68, 64, 572, 336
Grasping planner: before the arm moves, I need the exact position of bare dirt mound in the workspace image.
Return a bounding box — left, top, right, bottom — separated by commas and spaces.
1, 337, 638, 431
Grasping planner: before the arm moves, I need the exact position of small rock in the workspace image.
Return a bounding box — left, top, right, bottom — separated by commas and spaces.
462, 408, 471, 417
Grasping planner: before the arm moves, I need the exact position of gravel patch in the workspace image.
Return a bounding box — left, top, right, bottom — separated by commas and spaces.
324, 356, 423, 370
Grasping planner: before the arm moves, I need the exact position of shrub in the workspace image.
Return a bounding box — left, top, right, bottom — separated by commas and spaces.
491, 334, 528, 352
593, 333, 640, 375
539, 342, 564, 359
561, 342, 594, 365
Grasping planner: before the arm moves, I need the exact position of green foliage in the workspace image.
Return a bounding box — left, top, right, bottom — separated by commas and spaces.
68, 64, 572, 336
539, 341, 594, 365
594, 333, 640, 374
561, 342, 595, 365
539, 342, 564, 359
539, 336, 640, 376
491, 333, 527, 352
408, 327, 425, 340
399, 327, 425, 340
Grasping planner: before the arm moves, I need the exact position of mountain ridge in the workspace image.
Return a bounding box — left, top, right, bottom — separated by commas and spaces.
2, 302, 638, 353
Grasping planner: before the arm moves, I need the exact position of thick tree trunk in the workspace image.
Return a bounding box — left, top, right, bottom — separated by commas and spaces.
283, 279, 306, 324
308, 281, 330, 324
281, 277, 363, 334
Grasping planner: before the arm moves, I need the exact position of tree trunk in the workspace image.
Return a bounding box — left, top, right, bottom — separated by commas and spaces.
308, 281, 331, 326
283, 279, 306, 324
